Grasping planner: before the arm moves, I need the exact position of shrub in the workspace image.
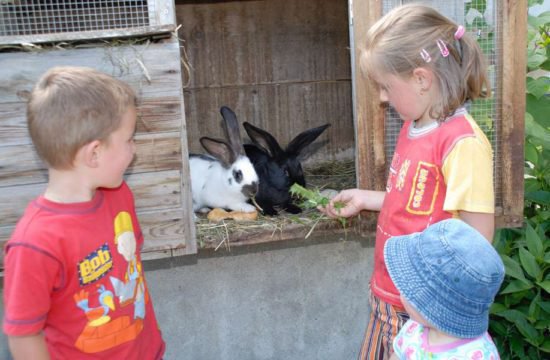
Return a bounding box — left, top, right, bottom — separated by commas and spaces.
489, 4, 550, 359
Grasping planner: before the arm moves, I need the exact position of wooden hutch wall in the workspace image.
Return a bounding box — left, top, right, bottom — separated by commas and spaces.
0, 37, 196, 268
176, 0, 356, 163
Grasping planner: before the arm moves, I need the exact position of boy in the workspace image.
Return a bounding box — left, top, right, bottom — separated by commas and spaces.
3, 66, 165, 359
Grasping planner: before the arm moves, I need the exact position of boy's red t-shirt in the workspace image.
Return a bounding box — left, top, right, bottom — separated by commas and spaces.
3, 182, 165, 359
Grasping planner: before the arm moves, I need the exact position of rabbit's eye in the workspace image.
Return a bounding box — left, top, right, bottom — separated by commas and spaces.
233, 169, 243, 183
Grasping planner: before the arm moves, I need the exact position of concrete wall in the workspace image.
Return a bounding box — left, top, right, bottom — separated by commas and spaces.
1, 234, 374, 360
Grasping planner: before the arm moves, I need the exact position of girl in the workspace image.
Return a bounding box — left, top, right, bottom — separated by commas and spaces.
319, 4, 495, 359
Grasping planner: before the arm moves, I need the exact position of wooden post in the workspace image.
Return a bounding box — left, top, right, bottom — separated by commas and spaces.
349, 0, 384, 238
497, 0, 526, 228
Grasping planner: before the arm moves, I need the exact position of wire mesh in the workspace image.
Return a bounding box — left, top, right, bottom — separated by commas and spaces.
0, 1, 152, 38
380, 0, 502, 206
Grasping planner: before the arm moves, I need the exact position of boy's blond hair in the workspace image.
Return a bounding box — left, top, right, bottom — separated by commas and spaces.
27, 66, 137, 169
360, 4, 491, 120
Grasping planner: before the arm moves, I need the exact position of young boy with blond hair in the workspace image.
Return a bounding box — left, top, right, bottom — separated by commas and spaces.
3, 66, 165, 359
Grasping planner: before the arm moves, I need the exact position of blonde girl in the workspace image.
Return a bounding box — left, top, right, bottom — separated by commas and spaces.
319, 4, 495, 359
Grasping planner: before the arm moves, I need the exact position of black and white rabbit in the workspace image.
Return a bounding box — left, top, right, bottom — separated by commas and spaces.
189, 106, 259, 213
243, 122, 331, 215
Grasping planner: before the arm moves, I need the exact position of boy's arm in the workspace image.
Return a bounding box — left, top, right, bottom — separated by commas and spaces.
8, 333, 50, 360
459, 210, 495, 242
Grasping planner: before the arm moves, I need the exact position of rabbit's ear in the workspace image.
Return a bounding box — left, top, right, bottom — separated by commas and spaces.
220, 106, 245, 156
286, 124, 331, 156
199, 137, 236, 168
243, 122, 285, 159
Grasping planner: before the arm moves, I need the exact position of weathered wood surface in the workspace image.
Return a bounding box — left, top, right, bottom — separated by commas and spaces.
498, 0, 526, 228
0, 132, 182, 187
350, 0, 384, 191
176, 0, 356, 162
0, 38, 196, 270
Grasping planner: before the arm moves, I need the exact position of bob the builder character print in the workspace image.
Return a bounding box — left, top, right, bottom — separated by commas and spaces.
73, 211, 149, 353
110, 211, 147, 319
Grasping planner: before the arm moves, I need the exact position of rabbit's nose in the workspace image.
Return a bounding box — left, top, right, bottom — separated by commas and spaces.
242, 181, 258, 197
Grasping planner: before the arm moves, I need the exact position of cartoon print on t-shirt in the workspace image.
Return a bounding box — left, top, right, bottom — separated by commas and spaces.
73, 211, 147, 353
74, 285, 115, 327
109, 211, 147, 319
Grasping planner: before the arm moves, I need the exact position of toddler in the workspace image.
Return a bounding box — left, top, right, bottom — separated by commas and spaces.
385, 219, 504, 359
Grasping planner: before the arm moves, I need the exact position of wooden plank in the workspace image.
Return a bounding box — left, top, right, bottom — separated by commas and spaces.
0, 40, 183, 104
138, 208, 194, 255
0, 26, 176, 46
0, 132, 183, 187
350, 0, 384, 191
497, 0, 526, 228
0, 207, 193, 268
0, 96, 183, 147
127, 170, 182, 211
0, 170, 182, 228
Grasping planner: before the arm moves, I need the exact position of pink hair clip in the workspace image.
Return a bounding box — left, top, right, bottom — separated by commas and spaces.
436, 39, 449, 57
420, 49, 431, 63
454, 25, 465, 40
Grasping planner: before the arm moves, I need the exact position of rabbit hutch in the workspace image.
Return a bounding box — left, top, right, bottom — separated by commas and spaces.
0, 0, 526, 272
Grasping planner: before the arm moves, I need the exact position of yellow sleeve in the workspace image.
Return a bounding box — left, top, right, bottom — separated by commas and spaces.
442, 124, 495, 214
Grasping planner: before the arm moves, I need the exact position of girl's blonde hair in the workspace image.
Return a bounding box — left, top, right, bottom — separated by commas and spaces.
360, 4, 491, 120
27, 66, 137, 169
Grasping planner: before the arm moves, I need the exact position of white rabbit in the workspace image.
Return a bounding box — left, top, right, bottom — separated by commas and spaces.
189, 106, 259, 213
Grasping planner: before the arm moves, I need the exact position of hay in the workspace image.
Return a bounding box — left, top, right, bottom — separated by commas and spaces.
196, 159, 357, 250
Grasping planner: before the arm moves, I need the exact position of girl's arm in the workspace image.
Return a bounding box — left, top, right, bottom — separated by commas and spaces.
8, 333, 50, 360
459, 210, 495, 242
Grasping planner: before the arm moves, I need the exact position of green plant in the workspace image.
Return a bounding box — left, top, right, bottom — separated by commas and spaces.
289, 183, 349, 237
489, 5, 550, 359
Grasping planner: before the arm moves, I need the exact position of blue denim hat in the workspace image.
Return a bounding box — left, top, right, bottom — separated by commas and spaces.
384, 219, 505, 338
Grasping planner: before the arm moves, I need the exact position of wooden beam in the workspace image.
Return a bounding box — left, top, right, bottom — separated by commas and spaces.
350, 0, 385, 193
498, 0, 526, 228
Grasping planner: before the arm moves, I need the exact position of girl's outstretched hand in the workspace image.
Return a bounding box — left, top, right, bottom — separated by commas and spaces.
318, 188, 386, 218
318, 189, 363, 218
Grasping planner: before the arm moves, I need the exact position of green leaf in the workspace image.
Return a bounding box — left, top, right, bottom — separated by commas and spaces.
514, 317, 541, 345
500, 280, 533, 295
525, 223, 544, 258
510, 336, 527, 358
526, 95, 550, 129
519, 247, 542, 280
528, 293, 541, 319
525, 142, 539, 166
489, 320, 508, 336
525, 191, 550, 207
501, 254, 527, 281
538, 301, 550, 314
538, 280, 550, 294
526, 77, 550, 99
490, 302, 508, 314
500, 279, 534, 294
